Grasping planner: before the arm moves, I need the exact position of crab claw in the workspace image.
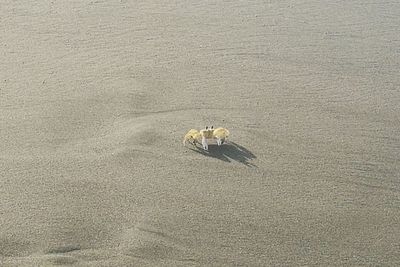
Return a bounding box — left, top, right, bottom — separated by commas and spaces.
202, 136, 208, 151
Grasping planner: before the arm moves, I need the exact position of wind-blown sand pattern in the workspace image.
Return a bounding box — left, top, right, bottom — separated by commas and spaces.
1, 0, 400, 266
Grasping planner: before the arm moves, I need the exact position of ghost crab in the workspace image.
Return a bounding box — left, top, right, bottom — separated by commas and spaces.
183, 126, 230, 151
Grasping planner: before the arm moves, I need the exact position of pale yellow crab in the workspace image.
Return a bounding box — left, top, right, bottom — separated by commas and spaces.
183, 126, 230, 151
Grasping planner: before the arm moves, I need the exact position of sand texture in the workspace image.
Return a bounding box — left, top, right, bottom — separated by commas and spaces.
1, 0, 400, 266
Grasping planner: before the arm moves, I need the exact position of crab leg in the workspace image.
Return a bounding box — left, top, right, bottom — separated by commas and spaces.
216, 138, 222, 146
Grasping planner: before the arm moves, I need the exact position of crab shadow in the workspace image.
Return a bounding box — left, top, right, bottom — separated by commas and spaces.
190, 141, 256, 167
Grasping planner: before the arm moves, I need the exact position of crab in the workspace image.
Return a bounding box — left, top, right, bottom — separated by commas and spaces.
183, 126, 230, 151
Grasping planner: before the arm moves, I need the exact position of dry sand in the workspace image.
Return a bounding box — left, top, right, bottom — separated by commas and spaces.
1, 0, 400, 266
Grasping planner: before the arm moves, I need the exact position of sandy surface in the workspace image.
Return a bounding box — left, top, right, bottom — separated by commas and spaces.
1, 0, 400, 266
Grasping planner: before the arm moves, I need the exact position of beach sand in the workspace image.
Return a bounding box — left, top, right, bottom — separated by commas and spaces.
1, 0, 400, 266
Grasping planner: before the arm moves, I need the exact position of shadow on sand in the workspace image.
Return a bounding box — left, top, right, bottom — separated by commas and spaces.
189, 141, 256, 167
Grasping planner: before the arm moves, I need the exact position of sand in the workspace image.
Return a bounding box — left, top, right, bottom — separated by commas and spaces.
1, 0, 400, 266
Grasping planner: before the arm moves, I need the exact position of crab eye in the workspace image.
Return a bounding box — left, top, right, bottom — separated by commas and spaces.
211, 126, 213, 129
205, 126, 208, 130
